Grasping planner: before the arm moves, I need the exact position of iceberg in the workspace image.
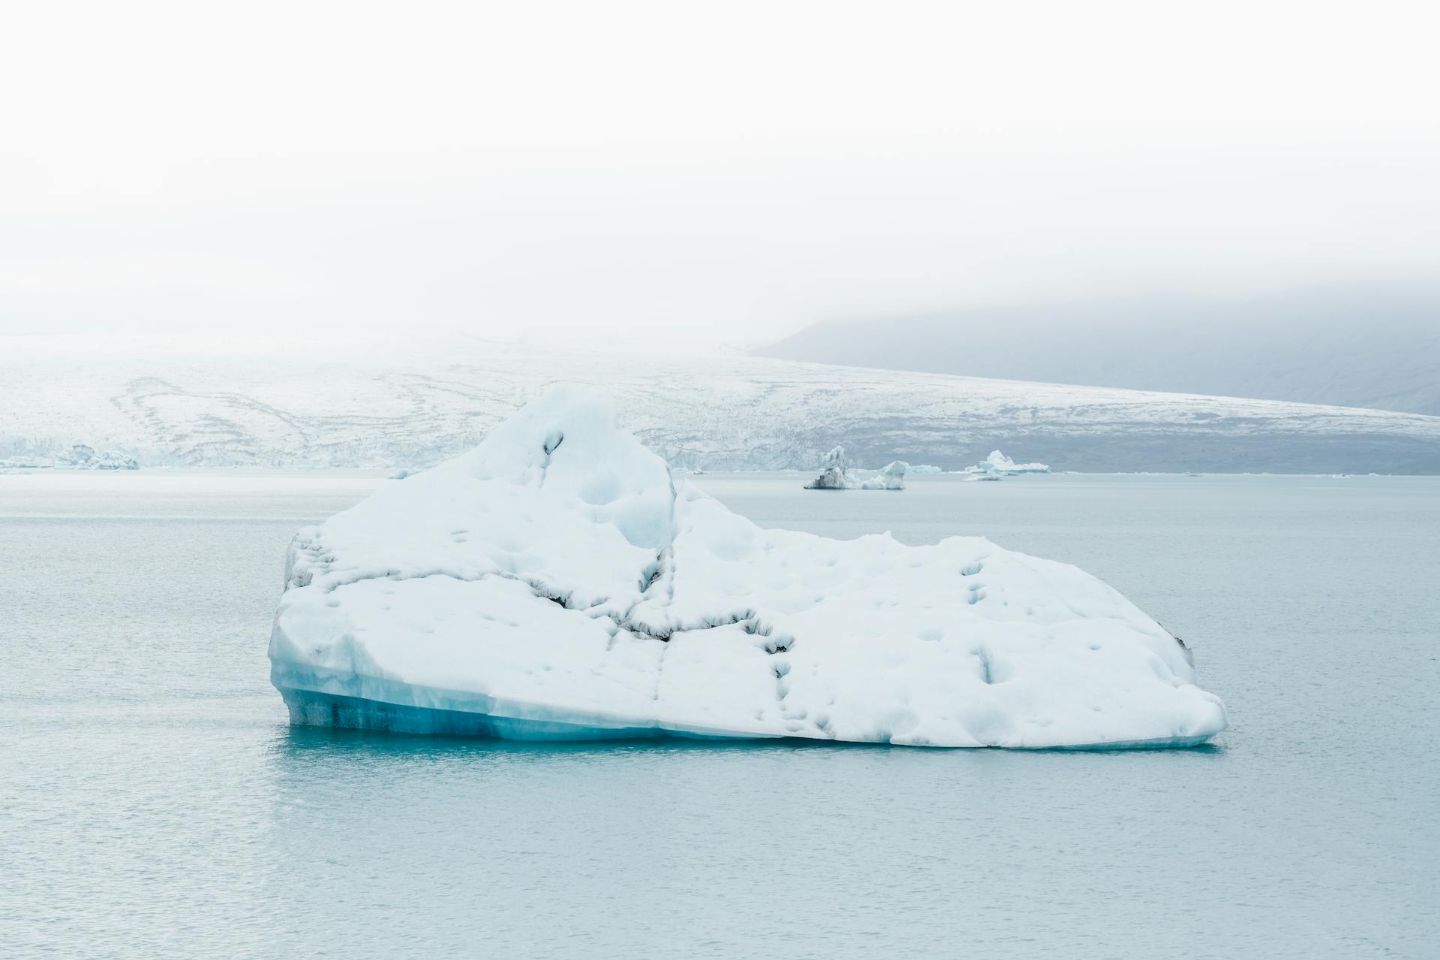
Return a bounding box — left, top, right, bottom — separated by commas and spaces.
804, 447, 907, 490
804, 445, 853, 489
964, 449, 1050, 478
860, 460, 907, 490
269, 387, 1226, 748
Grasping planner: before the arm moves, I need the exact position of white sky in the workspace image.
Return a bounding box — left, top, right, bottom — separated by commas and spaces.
2, 0, 1438, 351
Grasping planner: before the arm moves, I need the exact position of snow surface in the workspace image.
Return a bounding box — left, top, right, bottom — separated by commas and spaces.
269, 387, 1227, 748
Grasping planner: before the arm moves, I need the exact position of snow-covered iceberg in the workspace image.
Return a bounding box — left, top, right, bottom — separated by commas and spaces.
860, 460, 907, 490
964, 450, 1050, 478
269, 388, 1225, 748
804, 446, 906, 490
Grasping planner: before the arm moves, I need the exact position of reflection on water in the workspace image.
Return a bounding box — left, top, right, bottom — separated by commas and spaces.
3, 473, 1436, 958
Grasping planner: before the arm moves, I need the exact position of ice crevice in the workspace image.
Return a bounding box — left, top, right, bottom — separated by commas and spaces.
269, 385, 1227, 748
310, 567, 790, 651
537, 430, 564, 487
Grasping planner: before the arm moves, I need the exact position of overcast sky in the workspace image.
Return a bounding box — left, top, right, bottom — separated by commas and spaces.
2, 0, 1437, 353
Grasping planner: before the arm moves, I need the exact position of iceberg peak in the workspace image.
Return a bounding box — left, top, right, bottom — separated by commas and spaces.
269, 386, 1226, 748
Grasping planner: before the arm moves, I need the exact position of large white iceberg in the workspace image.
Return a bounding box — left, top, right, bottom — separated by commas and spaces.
269, 388, 1226, 748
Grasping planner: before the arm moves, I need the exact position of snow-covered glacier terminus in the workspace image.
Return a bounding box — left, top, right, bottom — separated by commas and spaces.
269, 388, 1227, 748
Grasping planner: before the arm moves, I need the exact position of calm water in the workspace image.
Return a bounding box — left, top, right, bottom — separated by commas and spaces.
2, 471, 1437, 959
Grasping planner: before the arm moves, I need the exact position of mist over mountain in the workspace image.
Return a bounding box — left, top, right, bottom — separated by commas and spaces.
760, 286, 1440, 415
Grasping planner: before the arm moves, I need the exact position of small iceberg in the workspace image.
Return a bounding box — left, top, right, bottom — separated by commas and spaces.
963, 450, 1050, 479
804, 445, 853, 489
804, 446, 907, 490
268, 387, 1225, 748
861, 460, 908, 490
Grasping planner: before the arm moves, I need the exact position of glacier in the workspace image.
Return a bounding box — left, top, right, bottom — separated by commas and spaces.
0, 442, 139, 473
269, 387, 1227, 748
8, 334, 1440, 474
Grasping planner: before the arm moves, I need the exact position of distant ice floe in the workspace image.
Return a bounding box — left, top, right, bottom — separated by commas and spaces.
804, 446, 907, 490
0, 443, 139, 472
961, 450, 1051, 479
268, 387, 1226, 748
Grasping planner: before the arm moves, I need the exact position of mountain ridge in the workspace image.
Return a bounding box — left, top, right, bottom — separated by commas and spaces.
759, 287, 1440, 416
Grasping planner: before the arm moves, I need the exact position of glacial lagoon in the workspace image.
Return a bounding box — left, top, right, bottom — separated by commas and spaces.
2, 471, 1436, 958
